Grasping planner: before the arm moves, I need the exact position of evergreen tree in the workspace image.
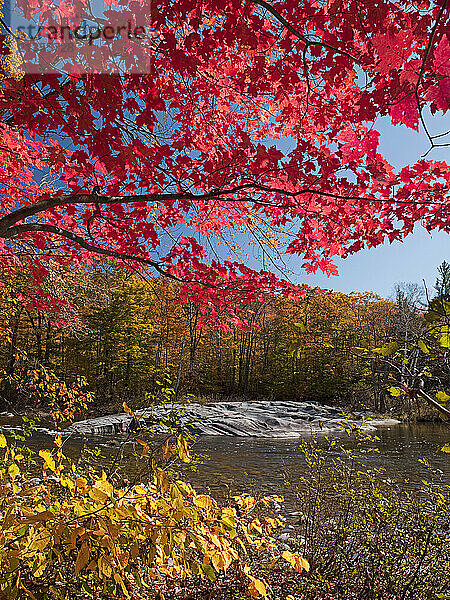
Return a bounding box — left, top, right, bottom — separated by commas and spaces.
434, 261, 450, 300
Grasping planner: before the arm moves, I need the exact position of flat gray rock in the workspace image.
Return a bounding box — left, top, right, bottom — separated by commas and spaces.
64, 400, 399, 438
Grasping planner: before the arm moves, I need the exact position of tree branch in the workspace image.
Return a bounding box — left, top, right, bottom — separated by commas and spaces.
417, 387, 450, 420
250, 0, 361, 63
5, 223, 181, 280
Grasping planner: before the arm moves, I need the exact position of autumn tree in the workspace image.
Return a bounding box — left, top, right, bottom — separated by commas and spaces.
0, 0, 449, 319
362, 268, 450, 420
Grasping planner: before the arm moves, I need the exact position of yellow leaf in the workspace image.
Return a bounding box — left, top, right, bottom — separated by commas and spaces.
202, 563, 216, 582
39, 449, 56, 472
89, 487, 108, 503
282, 550, 309, 573
98, 555, 113, 579
440, 326, 450, 348
193, 494, 214, 509
75, 543, 90, 575
0, 433, 7, 448
60, 473, 75, 490
300, 557, 310, 572
418, 340, 430, 354
32, 553, 47, 578
234, 495, 256, 509
93, 478, 114, 498
8, 462, 19, 480
221, 507, 236, 528
32, 530, 52, 551
248, 578, 267, 597
54, 434, 63, 448
177, 435, 192, 463
221, 551, 233, 570
373, 341, 399, 356
123, 402, 133, 415
269, 495, 284, 503
389, 386, 404, 398
210, 533, 222, 548
114, 571, 130, 597
436, 391, 450, 403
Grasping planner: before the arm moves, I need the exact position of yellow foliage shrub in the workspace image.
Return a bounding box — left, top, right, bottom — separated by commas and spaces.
0, 432, 308, 599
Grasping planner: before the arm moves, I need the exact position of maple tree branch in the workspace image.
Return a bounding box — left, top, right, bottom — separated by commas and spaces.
4, 223, 176, 277
415, 0, 448, 98
0, 191, 225, 236
0, 183, 448, 245
302, 46, 311, 117
249, 0, 361, 63
414, 0, 449, 150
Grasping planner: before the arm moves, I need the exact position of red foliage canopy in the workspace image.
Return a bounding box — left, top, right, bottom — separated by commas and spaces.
0, 0, 449, 314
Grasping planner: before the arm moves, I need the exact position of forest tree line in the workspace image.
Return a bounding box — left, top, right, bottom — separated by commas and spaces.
0, 262, 425, 414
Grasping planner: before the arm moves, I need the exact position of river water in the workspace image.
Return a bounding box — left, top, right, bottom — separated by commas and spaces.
185, 422, 449, 498
1, 416, 448, 499
13, 421, 449, 498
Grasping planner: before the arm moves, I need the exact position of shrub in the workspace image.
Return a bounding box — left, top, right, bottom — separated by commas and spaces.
0, 428, 308, 599
286, 431, 450, 600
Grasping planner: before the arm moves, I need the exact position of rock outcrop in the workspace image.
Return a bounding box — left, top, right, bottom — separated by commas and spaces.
65, 400, 399, 437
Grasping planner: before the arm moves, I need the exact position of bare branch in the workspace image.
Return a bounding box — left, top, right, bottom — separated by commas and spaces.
250, 0, 361, 63
417, 387, 450, 420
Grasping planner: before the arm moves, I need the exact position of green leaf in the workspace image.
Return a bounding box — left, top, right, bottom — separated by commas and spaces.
202, 563, 216, 582
373, 342, 399, 357
389, 386, 404, 397
436, 391, 450, 403
294, 322, 306, 332
418, 340, 430, 354
439, 325, 450, 348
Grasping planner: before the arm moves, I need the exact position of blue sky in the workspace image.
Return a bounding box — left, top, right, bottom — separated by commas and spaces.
292, 112, 450, 298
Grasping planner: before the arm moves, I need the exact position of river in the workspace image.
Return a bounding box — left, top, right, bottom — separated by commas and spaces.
185, 422, 449, 497
8, 419, 447, 500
